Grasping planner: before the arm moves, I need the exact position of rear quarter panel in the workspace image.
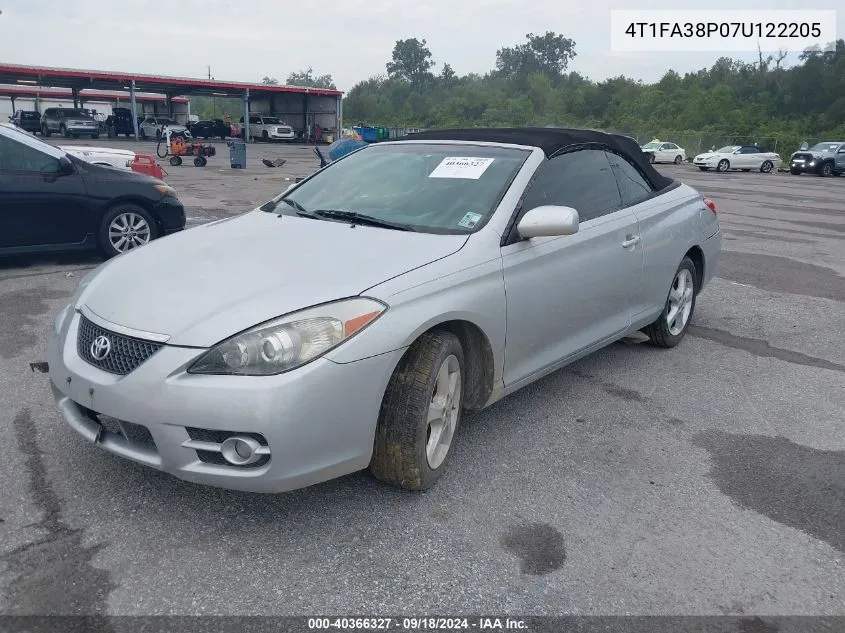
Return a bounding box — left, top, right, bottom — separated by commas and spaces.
630, 183, 714, 321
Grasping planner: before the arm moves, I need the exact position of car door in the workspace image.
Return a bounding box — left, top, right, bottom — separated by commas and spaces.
835, 144, 845, 172
500, 148, 644, 387
0, 132, 91, 249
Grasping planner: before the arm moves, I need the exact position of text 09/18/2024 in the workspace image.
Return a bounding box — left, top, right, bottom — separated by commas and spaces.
610, 10, 837, 52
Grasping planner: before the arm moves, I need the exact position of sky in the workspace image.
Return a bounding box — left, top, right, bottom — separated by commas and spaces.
0, 0, 841, 92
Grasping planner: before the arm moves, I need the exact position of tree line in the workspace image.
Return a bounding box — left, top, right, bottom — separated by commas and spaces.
342, 34, 845, 153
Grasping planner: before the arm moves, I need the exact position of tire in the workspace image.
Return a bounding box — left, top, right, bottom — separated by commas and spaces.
169, 156, 182, 166
760, 160, 773, 173
698, 166, 709, 171
98, 204, 158, 258
140, 129, 147, 140
370, 331, 465, 491
716, 159, 730, 172
60, 124, 70, 138
42, 125, 51, 137
193, 156, 207, 167
643, 257, 698, 348
790, 168, 801, 175
674, 155, 683, 165
820, 162, 833, 177
648, 153, 656, 164
262, 130, 270, 141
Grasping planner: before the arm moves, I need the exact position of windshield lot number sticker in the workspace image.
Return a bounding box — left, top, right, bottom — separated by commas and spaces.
458, 212, 483, 229
429, 157, 495, 179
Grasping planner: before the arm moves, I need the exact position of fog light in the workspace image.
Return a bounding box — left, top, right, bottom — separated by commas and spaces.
220, 436, 263, 466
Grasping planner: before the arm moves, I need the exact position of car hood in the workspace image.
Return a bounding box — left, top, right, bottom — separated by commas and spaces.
695, 153, 720, 160
78, 210, 469, 347
61, 146, 136, 158
790, 150, 827, 158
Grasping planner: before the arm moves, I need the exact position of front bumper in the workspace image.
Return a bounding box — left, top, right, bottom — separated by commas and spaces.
789, 160, 820, 173
47, 309, 404, 493
268, 131, 296, 140
67, 124, 99, 134
693, 160, 716, 168
153, 196, 186, 233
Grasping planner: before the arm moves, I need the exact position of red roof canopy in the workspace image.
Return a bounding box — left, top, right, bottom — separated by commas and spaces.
0, 63, 343, 98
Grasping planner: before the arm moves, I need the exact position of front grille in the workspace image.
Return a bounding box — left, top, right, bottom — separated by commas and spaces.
792, 153, 814, 162
77, 314, 163, 375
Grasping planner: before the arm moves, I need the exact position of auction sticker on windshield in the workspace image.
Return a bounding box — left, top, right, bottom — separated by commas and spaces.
458, 212, 483, 229
429, 157, 495, 179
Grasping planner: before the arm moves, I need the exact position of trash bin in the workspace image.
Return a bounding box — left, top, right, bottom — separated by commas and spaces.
227, 140, 246, 169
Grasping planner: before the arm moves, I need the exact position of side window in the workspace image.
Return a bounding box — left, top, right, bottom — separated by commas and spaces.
0, 135, 60, 173
605, 151, 653, 208
837, 146, 845, 154
521, 149, 622, 223
250, 117, 261, 124
742, 146, 757, 154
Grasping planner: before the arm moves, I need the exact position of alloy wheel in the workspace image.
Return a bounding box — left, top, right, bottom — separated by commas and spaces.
425, 354, 462, 469
667, 268, 694, 336
109, 212, 151, 252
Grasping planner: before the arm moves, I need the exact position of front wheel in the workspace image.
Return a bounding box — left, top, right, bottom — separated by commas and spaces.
716, 159, 730, 172
790, 168, 801, 175
648, 153, 656, 164
42, 126, 51, 137
643, 257, 697, 348
760, 160, 773, 173
60, 125, 70, 138
99, 204, 158, 258
370, 331, 465, 491
674, 155, 683, 165
139, 129, 147, 140
169, 156, 182, 166
820, 162, 833, 177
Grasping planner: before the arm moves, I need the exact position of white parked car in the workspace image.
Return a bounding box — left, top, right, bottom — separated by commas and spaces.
243, 115, 296, 142
640, 141, 686, 164
138, 117, 191, 141
58, 145, 136, 170
693, 145, 782, 173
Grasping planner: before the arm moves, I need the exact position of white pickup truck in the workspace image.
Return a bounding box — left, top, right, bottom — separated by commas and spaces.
242, 115, 296, 142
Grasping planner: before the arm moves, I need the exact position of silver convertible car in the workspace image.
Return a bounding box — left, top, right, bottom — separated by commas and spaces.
47, 127, 722, 493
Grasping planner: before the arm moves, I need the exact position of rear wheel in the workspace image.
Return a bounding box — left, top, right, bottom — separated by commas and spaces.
60, 124, 70, 138
643, 257, 697, 348
370, 331, 464, 491
716, 159, 730, 172
193, 156, 207, 167
760, 160, 773, 173
99, 204, 158, 258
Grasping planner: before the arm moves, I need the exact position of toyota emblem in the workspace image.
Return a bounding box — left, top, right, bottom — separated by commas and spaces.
90, 335, 112, 361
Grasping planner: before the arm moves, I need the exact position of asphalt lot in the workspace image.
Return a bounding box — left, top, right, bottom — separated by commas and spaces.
1, 143, 843, 617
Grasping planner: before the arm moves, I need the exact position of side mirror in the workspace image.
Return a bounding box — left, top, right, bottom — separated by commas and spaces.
517, 205, 579, 239
58, 156, 75, 175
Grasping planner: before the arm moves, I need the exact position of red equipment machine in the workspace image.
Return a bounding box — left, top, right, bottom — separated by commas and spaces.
156, 131, 217, 167
130, 153, 165, 179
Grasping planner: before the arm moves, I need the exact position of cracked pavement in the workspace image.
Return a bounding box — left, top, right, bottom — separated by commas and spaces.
0, 150, 843, 617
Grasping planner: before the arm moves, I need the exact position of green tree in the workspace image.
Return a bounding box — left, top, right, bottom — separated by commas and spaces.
495, 32, 576, 84
386, 38, 435, 87
286, 67, 336, 90
262, 76, 279, 85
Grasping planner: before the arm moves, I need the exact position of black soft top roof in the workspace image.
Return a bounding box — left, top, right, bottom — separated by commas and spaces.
402, 127, 673, 190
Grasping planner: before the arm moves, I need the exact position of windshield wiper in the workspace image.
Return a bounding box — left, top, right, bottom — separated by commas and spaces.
312, 209, 415, 231
276, 197, 320, 219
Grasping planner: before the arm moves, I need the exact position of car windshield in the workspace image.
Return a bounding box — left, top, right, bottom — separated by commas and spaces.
716, 146, 739, 153
641, 142, 661, 149
270, 143, 530, 234
158, 119, 178, 125
62, 109, 88, 118
263, 117, 281, 124
809, 143, 840, 153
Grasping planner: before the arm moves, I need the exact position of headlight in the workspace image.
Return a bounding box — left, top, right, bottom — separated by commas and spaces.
188, 297, 387, 376
154, 184, 177, 197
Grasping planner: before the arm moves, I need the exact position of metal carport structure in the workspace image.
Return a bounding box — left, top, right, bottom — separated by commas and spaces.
0, 63, 343, 142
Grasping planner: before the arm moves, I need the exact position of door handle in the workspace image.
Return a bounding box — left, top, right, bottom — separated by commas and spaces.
622, 235, 641, 248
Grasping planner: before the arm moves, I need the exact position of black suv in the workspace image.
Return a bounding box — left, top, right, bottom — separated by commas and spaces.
9, 110, 41, 134
41, 107, 100, 138
189, 118, 231, 139
105, 107, 137, 138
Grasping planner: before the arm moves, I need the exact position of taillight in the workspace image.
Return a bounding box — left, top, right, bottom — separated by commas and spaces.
703, 197, 717, 214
